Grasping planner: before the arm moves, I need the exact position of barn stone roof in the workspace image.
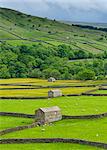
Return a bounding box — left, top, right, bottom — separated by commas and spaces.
39, 106, 60, 113
48, 77, 56, 82
49, 89, 61, 92
48, 77, 56, 80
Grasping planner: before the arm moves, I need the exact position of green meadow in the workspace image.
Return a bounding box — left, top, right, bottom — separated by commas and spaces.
0, 143, 103, 150
0, 116, 32, 131
0, 78, 107, 150
0, 87, 95, 97
0, 96, 107, 150
0, 7, 107, 53
93, 90, 107, 94
0, 96, 107, 115
2, 118, 107, 144
0, 7, 107, 150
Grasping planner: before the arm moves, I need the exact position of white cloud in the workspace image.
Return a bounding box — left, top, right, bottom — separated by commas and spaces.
45, 0, 107, 13
0, 0, 107, 22
1, 0, 107, 12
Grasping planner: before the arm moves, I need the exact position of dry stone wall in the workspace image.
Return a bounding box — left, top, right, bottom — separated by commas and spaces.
0, 138, 107, 149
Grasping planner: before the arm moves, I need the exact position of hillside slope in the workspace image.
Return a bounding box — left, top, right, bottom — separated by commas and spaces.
0, 7, 107, 54
0, 8, 107, 79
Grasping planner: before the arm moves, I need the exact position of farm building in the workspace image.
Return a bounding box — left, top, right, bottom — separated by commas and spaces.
48, 89, 62, 98
48, 77, 56, 82
35, 106, 62, 124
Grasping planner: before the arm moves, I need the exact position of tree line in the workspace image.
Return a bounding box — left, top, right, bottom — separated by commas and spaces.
72, 24, 107, 33
0, 42, 107, 80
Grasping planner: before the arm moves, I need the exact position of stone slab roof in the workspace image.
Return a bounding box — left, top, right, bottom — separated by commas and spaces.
49, 89, 61, 92
39, 106, 60, 113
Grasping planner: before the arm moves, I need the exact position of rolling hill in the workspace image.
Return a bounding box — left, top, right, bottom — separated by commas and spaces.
0, 8, 107, 150
0, 7, 107, 54
0, 7, 107, 80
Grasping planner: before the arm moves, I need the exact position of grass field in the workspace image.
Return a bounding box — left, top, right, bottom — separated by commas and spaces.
0, 78, 106, 84
0, 143, 103, 150
0, 116, 32, 130
0, 78, 107, 150
0, 78, 107, 87
0, 85, 35, 89
2, 118, 107, 143
0, 96, 107, 115
93, 90, 107, 94
0, 79, 102, 97
1, 96, 107, 148
0, 6, 107, 149
0, 7, 107, 56
0, 87, 95, 97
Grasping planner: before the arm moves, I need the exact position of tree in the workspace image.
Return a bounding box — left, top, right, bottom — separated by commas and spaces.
0, 50, 17, 65
104, 63, 107, 75
0, 42, 106, 80
50, 69, 61, 79
30, 69, 42, 78
18, 54, 37, 70
76, 69, 95, 80
61, 72, 72, 80
14, 62, 28, 78
42, 68, 61, 79
57, 44, 74, 59
74, 50, 89, 59
19, 45, 29, 53
0, 65, 10, 78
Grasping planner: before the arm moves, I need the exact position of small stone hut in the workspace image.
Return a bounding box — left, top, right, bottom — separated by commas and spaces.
35, 106, 62, 124
48, 89, 62, 98
48, 77, 56, 82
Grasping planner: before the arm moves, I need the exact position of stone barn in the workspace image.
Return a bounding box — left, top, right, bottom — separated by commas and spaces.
48, 89, 62, 98
48, 77, 56, 82
35, 106, 62, 124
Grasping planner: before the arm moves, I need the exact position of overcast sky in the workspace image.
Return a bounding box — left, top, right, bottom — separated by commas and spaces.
0, 0, 107, 23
